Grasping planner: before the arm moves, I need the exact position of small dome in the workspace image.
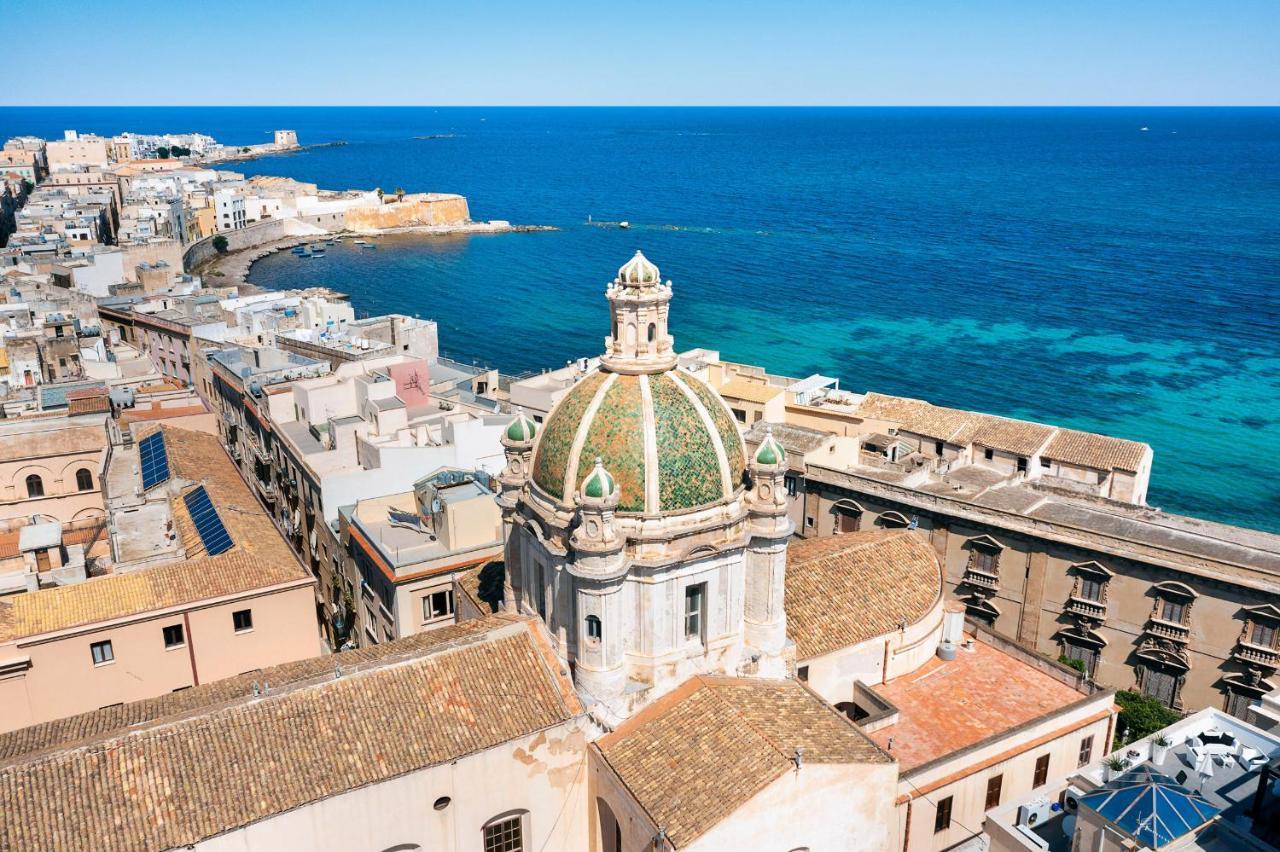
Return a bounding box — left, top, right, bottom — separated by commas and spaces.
617, 250, 660, 286
581, 457, 616, 499
505, 409, 537, 443
754, 426, 785, 466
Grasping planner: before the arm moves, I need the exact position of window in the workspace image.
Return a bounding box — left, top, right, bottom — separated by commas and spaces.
970, 548, 998, 575
731, 407, 747, 423
784, 475, 798, 497
1078, 578, 1103, 602
585, 615, 602, 642
984, 447, 994, 461
934, 796, 953, 833
935, 440, 944, 456
797, 665, 809, 682
806, 515, 816, 528
1159, 599, 1186, 624
647, 323, 656, 343
1227, 688, 1261, 720
483, 814, 525, 852
837, 507, 861, 533
1251, 622, 1277, 648
1040, 456, 1052, 468
1142, 668, 1179, 708
76, 468, 93, 491
1063, 642, 1099, 677
985, 774, 1003, 810
90, 639, 114, 665
1078, 735, 1094, 768
1017, 457, 1028, 473
424, 589, 454, 621
163, 624, 185, 649
1033, 754, 1050, 788
684, 584, 705, 642
232, 609, 253, 632
25, 474, 44, 498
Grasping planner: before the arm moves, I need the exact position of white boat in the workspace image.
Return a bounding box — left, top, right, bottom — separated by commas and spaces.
619, 221, 630, 229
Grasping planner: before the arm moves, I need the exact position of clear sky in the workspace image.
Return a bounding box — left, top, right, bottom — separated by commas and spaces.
6, 0, 1277, 105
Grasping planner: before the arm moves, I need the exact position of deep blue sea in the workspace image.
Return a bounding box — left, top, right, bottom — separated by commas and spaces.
3, 107, 1278, 532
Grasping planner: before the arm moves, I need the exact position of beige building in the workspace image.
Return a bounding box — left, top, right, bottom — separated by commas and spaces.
719, 358, 1280, 719
45, 133, 110, 172
341, 467, 503, 645
0, 415, 107, 525
0, 425, 318, 732
0, 615, 593, 852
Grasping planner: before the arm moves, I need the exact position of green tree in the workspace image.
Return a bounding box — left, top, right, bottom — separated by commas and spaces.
241, 147, 250, 153
156, 146, 170, 159
212, 235, 229, 253
1114, 690, 1180, 747
394, 186, 405, 202
170, 145, 190, 157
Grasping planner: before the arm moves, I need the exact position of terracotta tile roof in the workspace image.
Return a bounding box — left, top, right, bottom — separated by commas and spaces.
718, 377, 783, 404
0, 423, 105, 463
1044, 428, 1148, 474
866, 635, 1088, 772
595, 675, 888, 848
0, 617, 581, 851
971, 416, 1055, 457
0, 426, 308, 641
786, 530, 942, 660
856, 392, 1147, 469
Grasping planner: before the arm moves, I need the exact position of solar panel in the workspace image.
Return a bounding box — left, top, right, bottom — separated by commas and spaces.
182, 486, 234, 556
138, 432, 170, 490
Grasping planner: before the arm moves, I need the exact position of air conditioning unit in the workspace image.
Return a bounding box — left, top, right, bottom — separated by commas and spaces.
1017, 798, 1055, 828
1061, 785, 1087, 814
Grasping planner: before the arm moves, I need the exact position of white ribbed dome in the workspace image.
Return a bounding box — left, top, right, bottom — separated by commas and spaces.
617, 250, 660, 286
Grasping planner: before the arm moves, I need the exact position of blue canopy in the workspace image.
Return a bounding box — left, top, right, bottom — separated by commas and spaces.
1080, 768, 1222, 849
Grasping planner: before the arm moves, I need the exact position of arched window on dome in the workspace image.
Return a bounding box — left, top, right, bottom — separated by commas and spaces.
647, 322, 656, 343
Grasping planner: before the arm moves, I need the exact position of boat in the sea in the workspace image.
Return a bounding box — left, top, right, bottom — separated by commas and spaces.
361, 242, 377, 249
619, 221, 630, 229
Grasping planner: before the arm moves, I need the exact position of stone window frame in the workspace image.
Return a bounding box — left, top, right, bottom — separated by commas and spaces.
878, 510, 912, 530
1069, 561, 1114, 605
963, 535, 1004, 583
1238, 605, 1280, 651
1150, 581, 1197, 627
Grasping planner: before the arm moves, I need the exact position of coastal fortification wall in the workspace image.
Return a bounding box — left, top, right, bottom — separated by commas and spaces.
183, 218, 324, 272
344, 193, 470, 232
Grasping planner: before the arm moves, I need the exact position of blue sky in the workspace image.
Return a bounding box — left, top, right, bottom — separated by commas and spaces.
6, 0, 1277, 105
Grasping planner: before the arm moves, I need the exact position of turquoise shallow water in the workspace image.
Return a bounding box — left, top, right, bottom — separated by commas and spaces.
3, 107, 1278, 531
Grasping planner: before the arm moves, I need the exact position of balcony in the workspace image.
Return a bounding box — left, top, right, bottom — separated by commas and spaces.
962, 569, 1000, 591
1234, 642, 1280, 669
1065, 596, 1107, 622
252, 475, 276, 503
1145, 618, 1190, 644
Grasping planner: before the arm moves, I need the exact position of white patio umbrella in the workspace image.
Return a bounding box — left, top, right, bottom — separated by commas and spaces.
1194, 750, 1215, 789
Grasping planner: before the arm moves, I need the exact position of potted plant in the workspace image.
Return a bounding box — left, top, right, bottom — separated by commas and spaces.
1103, 755, 1129, 782
1151, 733, 1173, 765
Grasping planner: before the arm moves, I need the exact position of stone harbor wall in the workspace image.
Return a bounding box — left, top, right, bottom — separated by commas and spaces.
344, 193, 470, 231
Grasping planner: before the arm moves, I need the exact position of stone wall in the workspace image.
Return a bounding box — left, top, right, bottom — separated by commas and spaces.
182, 218, 291, 272
343, 193, 470, 232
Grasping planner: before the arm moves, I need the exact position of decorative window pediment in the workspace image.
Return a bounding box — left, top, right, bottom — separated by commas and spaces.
1243, 604, 1280, 623
1152, 581, 1197, 600
1070, 561, 1114, 580
878, 510, 911, 529
1058, 625, 1107, 648
966, 534, 1003, 552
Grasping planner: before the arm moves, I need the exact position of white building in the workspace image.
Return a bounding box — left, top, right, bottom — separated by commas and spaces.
212, 189, 246, 232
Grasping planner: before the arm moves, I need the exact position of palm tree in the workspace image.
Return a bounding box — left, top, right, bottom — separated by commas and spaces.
394, 186, 405, 202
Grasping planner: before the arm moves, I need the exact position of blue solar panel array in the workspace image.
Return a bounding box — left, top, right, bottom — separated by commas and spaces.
138, 432, 170, 490
182, 486, 234, 556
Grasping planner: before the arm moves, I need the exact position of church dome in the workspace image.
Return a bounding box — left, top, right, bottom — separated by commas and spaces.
530, 368, 746, 514
505, 409, 537, 443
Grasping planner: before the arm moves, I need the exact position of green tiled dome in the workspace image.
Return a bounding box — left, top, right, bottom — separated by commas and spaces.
582, 458, 616, 498
505, 410, 537, 443
754, 427, 785, 466
530, 369, 745, 514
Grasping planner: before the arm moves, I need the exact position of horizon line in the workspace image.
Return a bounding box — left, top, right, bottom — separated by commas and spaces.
3, 104, 1278, 109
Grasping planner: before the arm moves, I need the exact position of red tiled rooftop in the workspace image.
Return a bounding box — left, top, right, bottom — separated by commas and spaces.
867, 635, 1086, 772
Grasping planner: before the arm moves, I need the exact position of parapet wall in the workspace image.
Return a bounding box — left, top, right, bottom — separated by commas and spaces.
344, 193, 470, 232
183, 218, 323, 272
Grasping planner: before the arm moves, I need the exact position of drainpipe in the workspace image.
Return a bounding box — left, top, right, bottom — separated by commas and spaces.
183, 610, 200, 686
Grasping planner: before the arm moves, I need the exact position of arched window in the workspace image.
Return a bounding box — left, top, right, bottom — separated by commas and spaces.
585, 615, 602, 643
647, 322, 656, 343
76, 468, 93, 491
482, 810, 529, 852
25, 474, 44, 498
